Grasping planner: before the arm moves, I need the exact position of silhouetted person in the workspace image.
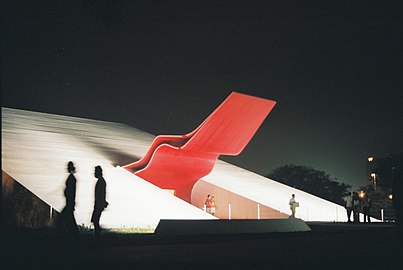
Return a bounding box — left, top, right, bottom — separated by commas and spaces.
91, 166, 108, 236
352, 192, 360, 223
61, 161, 79, 236
363, 195, 372, 223
343, 192, 353, 222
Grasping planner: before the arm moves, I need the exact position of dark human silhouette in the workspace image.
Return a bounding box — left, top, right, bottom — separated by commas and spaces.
91, 166, 108, 236
363, 195, 372, 223
352, 192, 360, 223
343, 192, 353, 222
61, 161, 79, 236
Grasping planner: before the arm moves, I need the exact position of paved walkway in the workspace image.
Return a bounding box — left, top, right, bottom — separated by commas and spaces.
2, 222, 401, 270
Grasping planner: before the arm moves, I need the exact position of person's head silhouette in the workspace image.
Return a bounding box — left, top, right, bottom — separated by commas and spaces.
95, 165, 103, 178
67, 161, 75, 173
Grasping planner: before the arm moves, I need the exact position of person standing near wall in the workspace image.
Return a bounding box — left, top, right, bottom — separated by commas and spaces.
91, 166, 108, 236
204, 194, 212, 214
61, 161, 79, 237
344, 192, 353, 223
289, 194, 298, 218
210, 196, 217, 216
352, 192, 361, 223
363, 195, 372, 223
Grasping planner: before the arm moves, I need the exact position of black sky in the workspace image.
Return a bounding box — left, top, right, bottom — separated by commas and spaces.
2, 0, 403, 190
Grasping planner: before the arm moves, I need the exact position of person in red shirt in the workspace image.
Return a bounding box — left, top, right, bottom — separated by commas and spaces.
204, 194, 212, 214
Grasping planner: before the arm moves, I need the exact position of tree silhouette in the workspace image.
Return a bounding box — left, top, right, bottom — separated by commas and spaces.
266, 164, 351, 204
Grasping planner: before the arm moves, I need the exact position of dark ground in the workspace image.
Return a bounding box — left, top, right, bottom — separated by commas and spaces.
1, 222, 402, 270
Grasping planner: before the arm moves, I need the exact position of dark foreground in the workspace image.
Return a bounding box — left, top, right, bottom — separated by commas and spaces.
1, 222, 402, 270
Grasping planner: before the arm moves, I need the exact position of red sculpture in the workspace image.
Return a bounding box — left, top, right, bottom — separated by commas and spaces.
123, 92, 276, 202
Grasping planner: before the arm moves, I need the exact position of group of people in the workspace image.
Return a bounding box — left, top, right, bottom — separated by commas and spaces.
204, 193, 301, 219
343, 192, 372, 223
60, 161, 108, 237
204, 194, 217, 215
58, 161, 380, 230
201, 191, 374, 223
289, 192, 373, 222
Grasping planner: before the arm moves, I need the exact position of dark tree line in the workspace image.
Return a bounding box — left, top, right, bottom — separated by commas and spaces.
266, 164, 351, 205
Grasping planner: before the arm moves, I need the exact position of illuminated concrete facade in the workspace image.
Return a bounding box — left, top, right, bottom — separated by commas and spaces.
2, 104, 350, 229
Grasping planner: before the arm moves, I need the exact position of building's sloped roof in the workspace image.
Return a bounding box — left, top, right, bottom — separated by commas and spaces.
2, 107, 348, 229
2, 107, 215, 229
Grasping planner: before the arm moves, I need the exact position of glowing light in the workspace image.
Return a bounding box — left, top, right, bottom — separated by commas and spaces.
371, 173, 376, 191
368, 156, 374, 162
359, 191, 365, 198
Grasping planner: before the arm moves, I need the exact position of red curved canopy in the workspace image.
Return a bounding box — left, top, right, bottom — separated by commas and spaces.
124, 92, 276, 202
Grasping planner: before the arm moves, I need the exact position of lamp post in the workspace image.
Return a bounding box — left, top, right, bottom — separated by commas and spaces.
368, 156, 376, 191
371, 172, 377, 191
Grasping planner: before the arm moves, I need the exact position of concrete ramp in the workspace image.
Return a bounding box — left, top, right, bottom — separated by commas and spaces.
155, 219, 311, 235
2, 108, 215, 229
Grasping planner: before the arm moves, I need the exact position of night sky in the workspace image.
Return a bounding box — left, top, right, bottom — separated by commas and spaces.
2, 0, 402, 190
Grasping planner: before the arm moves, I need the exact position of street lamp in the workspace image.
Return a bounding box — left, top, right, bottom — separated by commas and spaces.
368, 156, 376, 191
371, 172, 377, 191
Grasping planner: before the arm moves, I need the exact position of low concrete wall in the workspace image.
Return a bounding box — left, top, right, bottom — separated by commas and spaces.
155, 219, 311, 235
192, 180, 289, 219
